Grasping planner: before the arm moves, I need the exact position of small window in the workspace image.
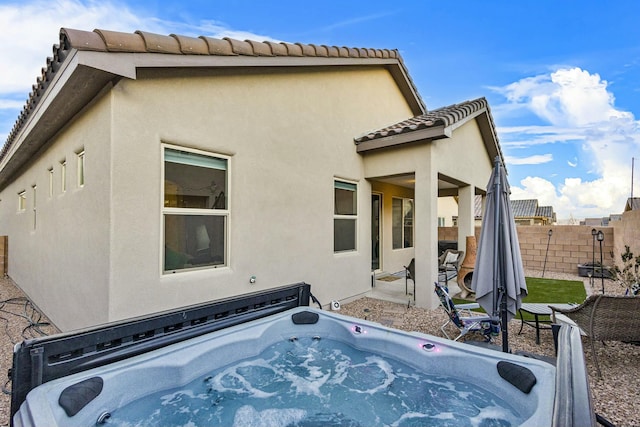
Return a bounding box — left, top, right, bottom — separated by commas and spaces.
60, 160, 66, 193
163, 146, 228, 273
48, 168, 54, 197
334, 180, 357, 252
392, 197, 413, 249
18, 191, 26, 211
77, 151, 85, 187
32, 185, 37, 229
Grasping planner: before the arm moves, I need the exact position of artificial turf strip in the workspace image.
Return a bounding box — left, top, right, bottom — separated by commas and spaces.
452, 277, 587, 321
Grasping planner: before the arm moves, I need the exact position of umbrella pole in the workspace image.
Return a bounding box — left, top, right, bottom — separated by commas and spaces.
493, 157, 509, 353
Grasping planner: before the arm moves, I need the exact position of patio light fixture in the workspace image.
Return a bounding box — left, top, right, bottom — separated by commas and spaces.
591, 228, 597, 288
542, 229, 553, 278
597, 230, 605, 294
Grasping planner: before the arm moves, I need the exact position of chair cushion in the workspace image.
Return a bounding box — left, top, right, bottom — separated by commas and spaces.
444, 252, 459, 265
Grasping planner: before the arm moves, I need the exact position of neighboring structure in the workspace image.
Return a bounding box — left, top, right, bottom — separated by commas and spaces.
510, 199, 556, 225
450, 194, 483, 227
0, 28, 502, 330
624, 197, 640, 212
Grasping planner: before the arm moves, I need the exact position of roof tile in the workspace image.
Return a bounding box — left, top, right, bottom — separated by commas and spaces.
281, 42, 303, 57
264, 41, 288, 56
171, 34, 209, 55
199, 37, 236, 55
246, 40, 273, 56
224, 38, 254, 55
135, 31, 181, 54
61, 28, 106, 51
94, 29, 146, 53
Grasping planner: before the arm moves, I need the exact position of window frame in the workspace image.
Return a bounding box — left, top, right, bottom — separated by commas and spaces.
333, 179, 358, 253
77, 150, 85, 188
32, 185, 37, 230
392, 197, 414, 249
161, 144, 230, 274
60, 160, 66, 193
18, 191, 26, 212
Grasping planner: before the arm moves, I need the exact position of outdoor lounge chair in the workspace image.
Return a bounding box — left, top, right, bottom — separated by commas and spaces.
550, 294, 640, 377
434, 282, 492, 341
404, 258, 415, 301
438, 249, 464, 285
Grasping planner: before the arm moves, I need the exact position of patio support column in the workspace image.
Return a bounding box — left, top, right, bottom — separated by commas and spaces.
457, 185, 475, 249
414, 163, 439, 309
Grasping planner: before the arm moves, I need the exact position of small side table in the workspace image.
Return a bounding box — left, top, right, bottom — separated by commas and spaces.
518, 303, 574, 344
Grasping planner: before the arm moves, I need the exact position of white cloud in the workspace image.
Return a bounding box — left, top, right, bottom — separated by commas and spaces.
505, 154, 552, 165
495, 67, 640, 221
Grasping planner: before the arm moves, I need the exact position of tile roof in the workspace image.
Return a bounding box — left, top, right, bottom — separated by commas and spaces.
354, 97, 493, 143
536, 205, 554, 219
626, 197, 640, 211
510, 199, 538, 217
0, 28, 426, 188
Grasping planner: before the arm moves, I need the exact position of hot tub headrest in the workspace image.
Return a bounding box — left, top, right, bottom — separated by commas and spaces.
58, 377, 104, 417
497, 361, 537, 394
291, 311, 319, 325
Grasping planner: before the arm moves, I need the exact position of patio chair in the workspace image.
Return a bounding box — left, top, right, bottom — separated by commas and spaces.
434, 282, 492, 341
550, 295, 640, 377
404, 258, 415, 301
438, 249, 464, 285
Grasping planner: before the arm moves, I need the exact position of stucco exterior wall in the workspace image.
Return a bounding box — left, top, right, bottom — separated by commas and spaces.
105, 66, 415, 324
0, 94, 112, 330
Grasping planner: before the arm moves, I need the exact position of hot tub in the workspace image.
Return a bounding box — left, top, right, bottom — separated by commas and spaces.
10, 283, 594, 426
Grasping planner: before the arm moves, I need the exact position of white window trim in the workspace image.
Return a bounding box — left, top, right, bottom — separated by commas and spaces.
160, 143, 231, 275
48, 167, 54, 198
60, 160, 66, 193
334, 178, 358, 253
32, 185, 37, 230
77, 150, 85, 188
392, 196, 414, 250
18, 191, 26, 212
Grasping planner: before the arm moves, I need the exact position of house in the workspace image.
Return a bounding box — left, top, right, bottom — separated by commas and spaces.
510, 199, 556, 225
0, 28, 502, 331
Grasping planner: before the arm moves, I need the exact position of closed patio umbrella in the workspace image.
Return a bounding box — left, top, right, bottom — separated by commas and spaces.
471, 156, 527, 352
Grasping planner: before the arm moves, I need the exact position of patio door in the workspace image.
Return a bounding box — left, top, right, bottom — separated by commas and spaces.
371, 193, 382, 271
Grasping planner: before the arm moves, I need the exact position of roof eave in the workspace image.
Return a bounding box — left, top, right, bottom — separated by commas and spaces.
0, 50, 122, 191
356, 125, 449, 153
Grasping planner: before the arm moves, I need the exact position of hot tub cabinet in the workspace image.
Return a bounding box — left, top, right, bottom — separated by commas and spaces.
11, 283, 594, 426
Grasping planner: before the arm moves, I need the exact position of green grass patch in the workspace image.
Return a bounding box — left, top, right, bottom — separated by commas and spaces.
452, 277, 586, 321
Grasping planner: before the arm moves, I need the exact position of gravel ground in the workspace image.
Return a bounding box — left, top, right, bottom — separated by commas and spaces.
341, 270, 640, 427
0, 272, 637, 426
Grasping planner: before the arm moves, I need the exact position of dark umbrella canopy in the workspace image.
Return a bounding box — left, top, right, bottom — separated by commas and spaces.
471, 157, 527, 352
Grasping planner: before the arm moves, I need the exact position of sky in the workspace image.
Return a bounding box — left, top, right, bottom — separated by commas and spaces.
1, 0, 639, 222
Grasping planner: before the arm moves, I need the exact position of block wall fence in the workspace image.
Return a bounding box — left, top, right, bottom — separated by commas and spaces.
439, 215, 640, 275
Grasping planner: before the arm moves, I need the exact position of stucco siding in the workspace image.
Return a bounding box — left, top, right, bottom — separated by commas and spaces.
105, 66, 414, 322
0, 94, 112, 330
431, 118, 494, 190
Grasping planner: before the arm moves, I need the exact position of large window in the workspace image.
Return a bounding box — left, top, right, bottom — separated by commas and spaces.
392, 197, 413, 249
163, 146, 228, 273
334, 180, 357, 252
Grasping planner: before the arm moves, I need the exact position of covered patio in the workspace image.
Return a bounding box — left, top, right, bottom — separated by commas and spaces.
357, 98, 503, 309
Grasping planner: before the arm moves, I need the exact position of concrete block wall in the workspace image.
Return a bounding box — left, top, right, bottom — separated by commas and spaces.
439, 225, 615, 274
611, 209, 640, 268
0, 236, 6, 276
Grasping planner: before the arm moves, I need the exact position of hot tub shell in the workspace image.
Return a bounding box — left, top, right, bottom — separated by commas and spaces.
10, 283, 594, 426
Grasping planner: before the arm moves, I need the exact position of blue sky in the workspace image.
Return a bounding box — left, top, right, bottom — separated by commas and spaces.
1, 0, 639, 222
